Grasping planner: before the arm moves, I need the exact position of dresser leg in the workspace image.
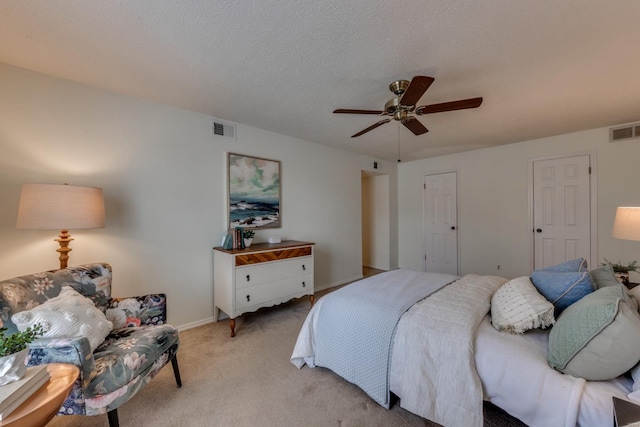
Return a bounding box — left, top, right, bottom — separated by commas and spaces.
229, 318, 236, 337
310, 294, 315, 307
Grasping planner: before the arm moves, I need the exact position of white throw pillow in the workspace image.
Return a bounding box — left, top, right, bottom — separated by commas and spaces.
11, 286, 113, 352
491, 276, 555, 334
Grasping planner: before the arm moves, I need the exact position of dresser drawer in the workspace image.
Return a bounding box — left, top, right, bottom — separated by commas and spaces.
235, 274, 313, 309
235, 256, 311, 289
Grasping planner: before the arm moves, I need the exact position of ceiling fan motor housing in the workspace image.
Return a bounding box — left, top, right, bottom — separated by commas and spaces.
385, 97, 415, 120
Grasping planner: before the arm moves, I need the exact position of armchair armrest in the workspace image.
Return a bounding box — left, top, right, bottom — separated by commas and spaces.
27, 337, 96, 389
108, 294, 167, 328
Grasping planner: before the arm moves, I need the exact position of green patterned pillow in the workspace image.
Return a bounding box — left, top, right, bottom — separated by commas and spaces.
589, 264, 620, 289
548, 284, 640, 380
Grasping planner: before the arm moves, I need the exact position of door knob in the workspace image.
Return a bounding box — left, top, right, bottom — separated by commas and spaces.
536, 229, 542, 233
451, 226, 456, 230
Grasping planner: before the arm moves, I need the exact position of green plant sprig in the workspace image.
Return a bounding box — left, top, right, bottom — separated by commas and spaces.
242, 229, 255, 239
0, 324, 44, 357
601, 258, 639, 273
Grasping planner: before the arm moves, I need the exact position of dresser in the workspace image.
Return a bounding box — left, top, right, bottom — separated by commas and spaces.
213, 240, 315, 336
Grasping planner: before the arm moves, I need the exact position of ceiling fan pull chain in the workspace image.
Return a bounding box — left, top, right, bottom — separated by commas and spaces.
397, 122, 401, 163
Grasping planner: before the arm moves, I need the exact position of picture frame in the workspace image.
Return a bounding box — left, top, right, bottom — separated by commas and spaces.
227, 153, 281, 229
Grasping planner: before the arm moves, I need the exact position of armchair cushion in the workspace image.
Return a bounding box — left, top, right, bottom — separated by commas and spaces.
12, 286, 112, 352
88, 325, 179, 396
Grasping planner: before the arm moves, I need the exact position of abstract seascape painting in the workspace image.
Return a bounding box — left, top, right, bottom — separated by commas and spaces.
227, 153, 281, 229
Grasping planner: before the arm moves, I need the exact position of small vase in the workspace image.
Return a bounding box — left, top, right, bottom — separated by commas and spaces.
615, 272, 630, 286
244, 238, 253, 248
0, 348, 28, 386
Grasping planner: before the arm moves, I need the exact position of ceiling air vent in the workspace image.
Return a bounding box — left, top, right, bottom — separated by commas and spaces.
609, 122, 640, 143
212, 120, 236, 140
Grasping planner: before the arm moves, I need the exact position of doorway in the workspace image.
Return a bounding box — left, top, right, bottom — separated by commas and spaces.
361, 171, 391, 271
423, 171, 458, 275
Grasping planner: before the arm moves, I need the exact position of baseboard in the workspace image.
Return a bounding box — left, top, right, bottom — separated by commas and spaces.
176, 275, 364, 330
176, 317, 215, 332
315, 275, 363, 292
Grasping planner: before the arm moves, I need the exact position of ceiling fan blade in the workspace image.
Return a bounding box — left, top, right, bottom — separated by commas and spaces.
402, 117, 428, 135
400, 76, 435, 106
351, 118, 392, 137
334, 108, 384, 115
415, 97, 483, 115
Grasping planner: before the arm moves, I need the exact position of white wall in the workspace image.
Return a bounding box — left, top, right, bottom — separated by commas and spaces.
0, 63, 395, 328
398, 126, 640, 281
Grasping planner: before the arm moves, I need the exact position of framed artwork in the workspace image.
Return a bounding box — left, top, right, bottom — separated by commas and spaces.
227, 153, 281, 229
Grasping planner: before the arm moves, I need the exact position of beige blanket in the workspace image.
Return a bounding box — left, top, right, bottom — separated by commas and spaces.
390, 274, 507, 427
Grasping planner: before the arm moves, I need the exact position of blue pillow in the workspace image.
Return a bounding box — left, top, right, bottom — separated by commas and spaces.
539, 258, 588, 273
530, 271, 595, 314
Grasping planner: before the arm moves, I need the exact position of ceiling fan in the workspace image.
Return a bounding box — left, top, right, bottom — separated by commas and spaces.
333, 76, 483, 138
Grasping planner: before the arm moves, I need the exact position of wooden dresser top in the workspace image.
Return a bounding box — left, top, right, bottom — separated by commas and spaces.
213, 240, 314, 255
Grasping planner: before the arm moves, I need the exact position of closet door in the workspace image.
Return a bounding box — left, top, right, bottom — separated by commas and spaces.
533, 155, 591, 269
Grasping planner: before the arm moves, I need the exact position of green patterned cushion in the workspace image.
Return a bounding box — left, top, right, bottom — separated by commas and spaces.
548, 284, 640, 380
590, 264, 620, 289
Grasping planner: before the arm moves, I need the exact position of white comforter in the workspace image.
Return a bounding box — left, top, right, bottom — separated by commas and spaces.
474, 315, 631, 427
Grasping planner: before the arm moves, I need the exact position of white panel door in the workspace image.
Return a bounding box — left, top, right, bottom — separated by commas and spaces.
533, 155, 591, 269
423, 172, 457, 275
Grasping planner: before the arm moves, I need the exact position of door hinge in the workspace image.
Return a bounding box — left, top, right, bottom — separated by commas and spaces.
588, 166, 591, 174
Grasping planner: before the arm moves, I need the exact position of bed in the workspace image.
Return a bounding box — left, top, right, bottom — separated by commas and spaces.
291, 268, 636, 427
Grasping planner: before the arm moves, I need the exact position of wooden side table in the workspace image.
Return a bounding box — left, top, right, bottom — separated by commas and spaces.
0, 363, 79, 427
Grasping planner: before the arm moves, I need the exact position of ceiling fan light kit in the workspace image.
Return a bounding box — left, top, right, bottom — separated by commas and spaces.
333, 75, 483, 138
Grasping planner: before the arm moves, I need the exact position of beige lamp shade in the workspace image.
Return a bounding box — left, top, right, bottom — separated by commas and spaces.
612, 207, 640, 242
16, 184, 105, 230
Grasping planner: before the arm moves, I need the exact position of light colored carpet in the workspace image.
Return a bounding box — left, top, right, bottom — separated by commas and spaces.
47, 289, 524, 427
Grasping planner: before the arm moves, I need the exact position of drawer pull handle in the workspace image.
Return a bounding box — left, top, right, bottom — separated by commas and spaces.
246, 294, 251, 302
302, 281, 306, 288
302, 265, 306, 271
246, 274, 250, 282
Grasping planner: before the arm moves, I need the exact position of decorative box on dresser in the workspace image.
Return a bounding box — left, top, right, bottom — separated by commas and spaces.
213, 240, 315, 337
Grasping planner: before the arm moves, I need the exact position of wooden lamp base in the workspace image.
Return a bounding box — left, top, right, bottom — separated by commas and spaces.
54, 229, 74, 269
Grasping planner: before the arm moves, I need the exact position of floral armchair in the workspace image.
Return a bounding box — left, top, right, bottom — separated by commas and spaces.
0, 263, 181, 427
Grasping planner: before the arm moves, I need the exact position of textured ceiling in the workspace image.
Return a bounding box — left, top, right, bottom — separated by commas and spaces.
1, 1, 640, 162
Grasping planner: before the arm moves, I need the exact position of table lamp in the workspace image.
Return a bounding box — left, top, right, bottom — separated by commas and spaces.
16, 183, 105, 269
612, 207, 640, 241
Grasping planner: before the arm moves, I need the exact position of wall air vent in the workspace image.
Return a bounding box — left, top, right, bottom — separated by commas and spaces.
212, 120, 236, 140
609, 122, 640, 143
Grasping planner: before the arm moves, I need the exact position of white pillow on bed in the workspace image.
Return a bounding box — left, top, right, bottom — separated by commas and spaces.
490, 276, 555, 334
